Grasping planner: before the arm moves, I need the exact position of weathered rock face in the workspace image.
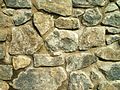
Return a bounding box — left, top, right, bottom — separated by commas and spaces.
13, 67, 67, 90
34, 0, 72, 16
10, 25, 43, 55
82, 8, 102, 26
55, 17, 80, 30
79, 27, 105, 50
0, 65, 13, 80
0, 80, 9, 90
33, 12, 54, 35
33, 54, 64, 67
102, 11, 120, 27
4, 0, 32, 8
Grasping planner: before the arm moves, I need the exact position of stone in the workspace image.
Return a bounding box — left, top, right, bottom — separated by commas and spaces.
106, 35, 120, 45
13, 9, 32, 26
112, 80, 120, 89
33, 12, 54, 35
88, 0, 107, 6
96, 46, 120, 61
79, 27, 105, 50
0, 65, 13, 80
68, 70, 93, 90
102, 11, 120, 27
4, 0, 31, 8
72, 8, 84, 17
72, 0, 92, 8
82, 8, 102, 26
0, 80, 9, 90
34, 0, 72, 16
99, 62, 120, 80
55, 17, 80, 30
45, 29, 78, 55
0, 28, 7, 41
33, 54, 64, 67
116, 0, 120, 7
66, 53, 98, 72
2, 8, 15, 16
13, 67, 67, 90
105, 3, 118, 13
0, 44, 5, 60
10, 25, 43, 55
106, 27, 120, 34
12, 55, 31, 70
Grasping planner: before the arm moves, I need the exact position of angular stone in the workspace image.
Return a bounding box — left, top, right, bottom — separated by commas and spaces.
69, 70, 93, 90
96, 46, 120, 61
66, 53, 98, 72
106, 27, 120, 34
106, 35, 120, 45
0, 44, 5, 60
0, 65, 13, 80
4, 0, 31, 8
55, 17, 80, 30
99, 62, 120, 80
33, 54, 64, 67
0, 28, 7, 41
13, 9, 32, 26
72, 8, 84, 17
88, 0, 107, 6
102, 11, 120, 27
79, 27, 105, 50
33, 12, 54, 35
45, 29, 78, 55
72, 0, 92, 8
10, 25, 43, 55
12, 55, 31, 70
34, 0, 72, 16
13, 67, 67, 90
82, 8, 102, 26
0, 80, 9, 90
105, 3, 118, 13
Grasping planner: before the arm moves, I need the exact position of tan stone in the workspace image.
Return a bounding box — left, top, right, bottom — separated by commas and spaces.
0, 80, 9, 90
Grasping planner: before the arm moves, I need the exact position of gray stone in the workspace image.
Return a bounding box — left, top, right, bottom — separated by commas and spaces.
66, 53, 98, 72
79, 27, 105, 50
106, 35, 120, 45
99, 63, 120, 80
105, 3, 118, 13
34, 0, 72, 16
0, 28, 7, 41
88, 0, 107, 6
13, 67, 67, 90
33, 12, 54, 35
33, 54, 64, 67
45, 29, 78, 55
96, 46, 120, 61
13, 9, 32, 26
10, 25, 43, 55
68, 70, 93, 90
0, 65, 13, 80
72, 8, 85, 17
106, 27, 120, 34
102, 11, 120, 27
82, 8, 102, 26
4, 0, 31, 8
0, 80, 9, 90
55, 17, 80, 30
0, 44, 5, 60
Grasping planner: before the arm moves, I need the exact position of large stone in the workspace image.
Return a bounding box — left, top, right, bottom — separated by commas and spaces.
68, 70, 93, 90
82, 8, 102, 26
55, 17, 80, 30
0, 65, 13, 80
10, 25, 43, 55
99, 62, 120, 80
4, 0, 31, 8
13, 9, 32, 26
79, 27, 105, 50
96, 46, 120, 61
66, 53, 98, 72
12, 55, 31, 70
106, 27, 120, 34
88, 0, 107, 6
33, 54, 64, 67
102, 11, 120, 27
12, 67, 67, 90
0, 28, 7, 41
45, 29, 78, 55
33, 12, 54, 35
0, 80, 9, 90
34, 0, 72, 16
0, 44, 5, 60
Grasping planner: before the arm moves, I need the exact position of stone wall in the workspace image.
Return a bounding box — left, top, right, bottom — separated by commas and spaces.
0, 0, 120, 90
